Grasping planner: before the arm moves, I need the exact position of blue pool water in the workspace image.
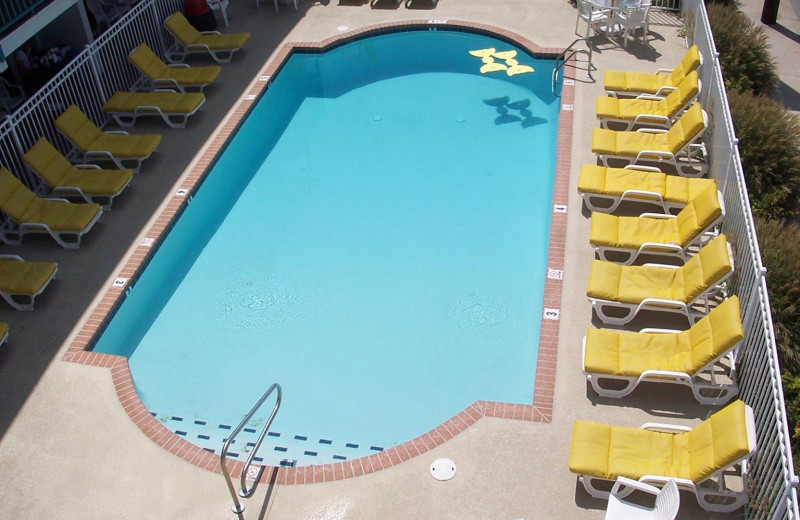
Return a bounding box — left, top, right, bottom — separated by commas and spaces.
94, 30, 561, 466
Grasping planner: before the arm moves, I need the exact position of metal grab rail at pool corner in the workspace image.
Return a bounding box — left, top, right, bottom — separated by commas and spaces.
552, 37, 594, 93
220, 383, 282, 514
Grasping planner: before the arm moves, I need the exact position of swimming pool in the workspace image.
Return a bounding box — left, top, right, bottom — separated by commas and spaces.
92, 28, 562, 467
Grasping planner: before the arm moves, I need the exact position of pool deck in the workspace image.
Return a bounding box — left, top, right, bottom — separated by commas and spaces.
0, 1, 736, 519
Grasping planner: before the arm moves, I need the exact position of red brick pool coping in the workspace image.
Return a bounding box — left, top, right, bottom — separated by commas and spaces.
63, 20, 574, 484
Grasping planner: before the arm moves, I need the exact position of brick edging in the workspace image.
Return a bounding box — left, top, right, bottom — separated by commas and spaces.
63, 19, 574, 483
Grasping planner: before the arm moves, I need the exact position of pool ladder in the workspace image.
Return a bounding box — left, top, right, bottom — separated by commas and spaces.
220, 383, 282, 514
552, 37, 595, 94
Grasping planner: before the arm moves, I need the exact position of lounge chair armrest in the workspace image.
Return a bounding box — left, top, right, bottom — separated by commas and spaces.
641, 422, 692, 433
639, 475, 695, 488
200, 30, 222, 35
636, 128, 668, 134
105, 130, 130, 135
166, 63, 191, 68
642, 263, 679, 269
635, 93, 667, 101
43, 197, 72, 203
620, 189, 664, 202
611, 476, 661, 497
639, 327, 681, 333
639, 212, 675, 219
74, 163, 101, 169
640, 369, 692, 381
623, 164, 662, 172
0, 254, 24, 261
153, 88, 179, 93
633, 114, 671, 125
653, 86, 677, 97
655, 68, 674, 75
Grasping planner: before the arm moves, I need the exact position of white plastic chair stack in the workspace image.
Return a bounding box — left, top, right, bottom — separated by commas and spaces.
575, 0, 609, 39
605, 477, 680, 520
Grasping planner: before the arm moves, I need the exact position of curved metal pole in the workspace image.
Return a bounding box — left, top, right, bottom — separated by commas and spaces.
220, 383, 282, 514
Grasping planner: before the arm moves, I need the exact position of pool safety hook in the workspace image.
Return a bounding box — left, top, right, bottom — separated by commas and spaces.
220, 383, 282, 514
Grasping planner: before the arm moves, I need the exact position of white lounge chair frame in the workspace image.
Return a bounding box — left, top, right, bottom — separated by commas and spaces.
578, 405, 757, 513
592, 190, 725, 265
599, 80, 701, 131
0, 198, 103, 249
104, 91, 206, 129
57, 128, 154, 173
579, 165, 703, 215
0, 324, 7, 346
26, 162, 132, 210
582, 327, 740, 405
589, 242, 734, 326
596, 110, 709, 177
165, 30, 243, 64
0, 254, 58, 310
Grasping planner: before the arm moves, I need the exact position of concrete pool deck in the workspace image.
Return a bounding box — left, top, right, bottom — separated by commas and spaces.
0, 1, 734, 519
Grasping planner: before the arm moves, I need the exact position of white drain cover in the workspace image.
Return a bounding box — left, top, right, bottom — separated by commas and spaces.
430, 458, 456, 481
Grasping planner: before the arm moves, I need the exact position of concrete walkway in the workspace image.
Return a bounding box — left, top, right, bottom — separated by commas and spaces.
0, 1, 733, 519
739, 0, 800, 112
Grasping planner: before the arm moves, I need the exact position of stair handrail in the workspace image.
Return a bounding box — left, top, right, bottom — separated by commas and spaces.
220, 383, 282, 514
552, 37, 594, 93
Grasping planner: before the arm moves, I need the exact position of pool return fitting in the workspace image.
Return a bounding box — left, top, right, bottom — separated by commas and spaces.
220, 383, 282, 514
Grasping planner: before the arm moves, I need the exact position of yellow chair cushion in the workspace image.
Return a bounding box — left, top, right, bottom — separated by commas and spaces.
23, 138, 133, 195
590, 211, 680, 249
165, 12, 250, 50
90, 133, 162, 158
0, 259, 57, 295
603, 46, 700, 95
670, 45, 702, 85
596, 96, 668, 121
55, 105, 102, 152
663, 71, 700, 118
674, 234, 731, 302
587, 259, 678, 303
0, 322, 7, 338
687, 400, 751, 482
102, 91, 205, 114
664, 175, 716, 204
578, 165, 666, 197
666, 104, 705, 153
129, 44, 168, 78
604, 70, 673, 95
569, 420, 691, 481
584, 295, 743, 377
591, 127, 670, 157
674, 184, 721, 244
0, 168, 100, 231
569, 400, 749, 483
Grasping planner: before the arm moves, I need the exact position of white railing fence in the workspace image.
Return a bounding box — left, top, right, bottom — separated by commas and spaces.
683, 0, 800, 518
0, 0, 181, 192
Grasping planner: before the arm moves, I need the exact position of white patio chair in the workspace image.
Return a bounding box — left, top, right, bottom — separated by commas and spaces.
86, 0, 123, 32
207, 0, 230, 26
605, 478, 680, 520
576, 0, 610, 39
618, 4, 650, 47
0, 77, 25, 115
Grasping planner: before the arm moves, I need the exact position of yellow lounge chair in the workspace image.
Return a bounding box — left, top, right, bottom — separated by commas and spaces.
22, 137, 133, 210
577, 164, 716, 214
164, 12, 251, 64
596, 71, 700, 130
592, 103, 708, 177
101, 91, 205, 129
0, 254, 58, 310
586, 233, 733, 325
128, 43, 221, 92
0, 322, 7, 346
589, 183, 724, 264
604, 45, 702, 98
583, 296, 743, 404
569, 399, 756, 512
54, 104, 161, 173
0, 167, 102, 249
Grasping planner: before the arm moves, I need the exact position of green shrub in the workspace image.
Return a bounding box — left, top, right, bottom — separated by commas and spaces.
707, 2, 778, 96
704, 0, 739, 9
729, 91, 800, 219
755, 217, 800, 372
781, 372, 800, 470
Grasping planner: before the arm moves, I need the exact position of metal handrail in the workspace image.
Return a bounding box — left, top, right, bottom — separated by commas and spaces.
220, 383, 282, 514
552, 37, 594, 93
